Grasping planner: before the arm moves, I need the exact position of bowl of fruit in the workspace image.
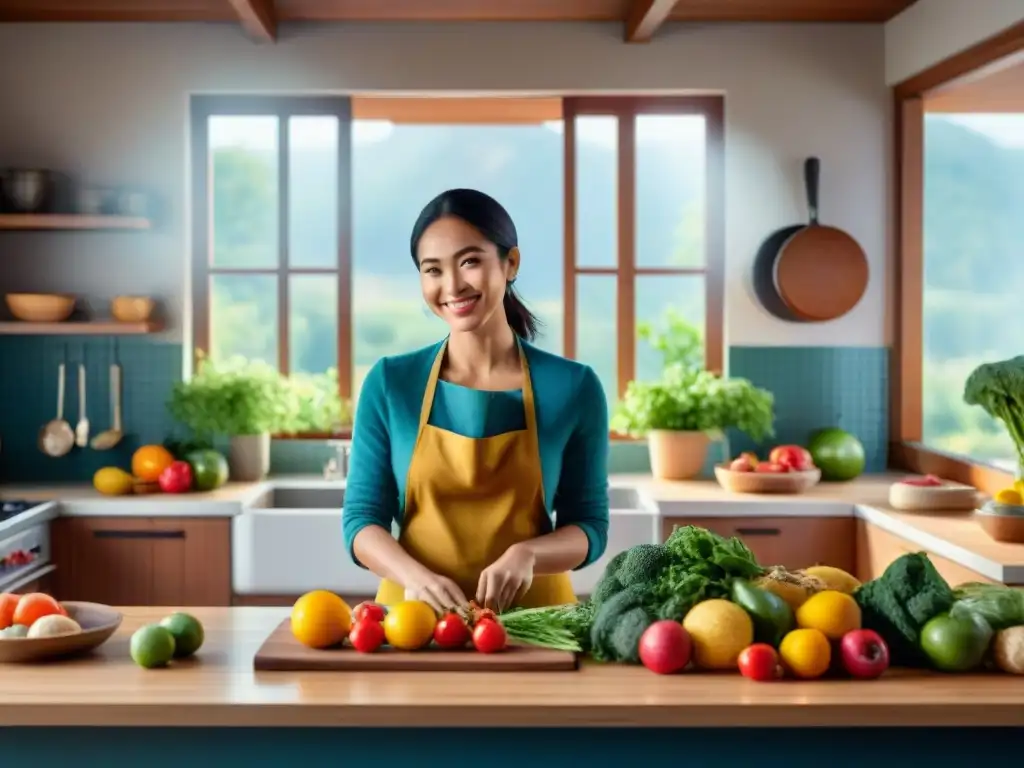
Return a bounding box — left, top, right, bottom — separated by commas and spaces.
714, 445, 821, 494
887, 474, 978, 512
0, 593, 122, 663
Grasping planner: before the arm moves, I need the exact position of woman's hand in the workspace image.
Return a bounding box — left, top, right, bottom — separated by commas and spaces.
476, 543, 536, 613
403, 570, 469, 614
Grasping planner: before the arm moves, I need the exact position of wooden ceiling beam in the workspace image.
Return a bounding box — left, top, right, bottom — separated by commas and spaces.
227, 0, 277, 42
625, 0, 680, 43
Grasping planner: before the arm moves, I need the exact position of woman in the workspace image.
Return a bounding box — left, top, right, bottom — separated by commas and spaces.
342, 188, 609, 614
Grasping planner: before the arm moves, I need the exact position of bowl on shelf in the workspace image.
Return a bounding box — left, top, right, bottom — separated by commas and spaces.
974, 500, 1024, 544
0, 601, 122, 664
110, 295, 154, 323
4, 293, 75, 323
714, 464, 821, 494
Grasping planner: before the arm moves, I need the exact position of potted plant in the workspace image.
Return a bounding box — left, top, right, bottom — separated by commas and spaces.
167, 353, 350, 482
612, 364, 776, 480
612, 309, 775, 480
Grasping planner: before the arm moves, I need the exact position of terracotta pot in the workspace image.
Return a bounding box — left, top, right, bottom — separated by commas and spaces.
229, 433, 271, 481
647, 430, 711, 480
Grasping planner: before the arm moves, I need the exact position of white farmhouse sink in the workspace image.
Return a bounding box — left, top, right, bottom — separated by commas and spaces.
232, 482, 659, 599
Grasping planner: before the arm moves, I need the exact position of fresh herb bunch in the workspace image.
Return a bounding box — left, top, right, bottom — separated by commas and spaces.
611, 363, 775, 441
963, 356, 1024, 467
167, 352, 351, 439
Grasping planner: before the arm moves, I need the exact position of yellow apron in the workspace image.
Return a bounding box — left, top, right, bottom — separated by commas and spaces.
375, 339, 577, 610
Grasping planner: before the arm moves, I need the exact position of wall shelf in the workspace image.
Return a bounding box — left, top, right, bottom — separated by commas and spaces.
0, 321, 162, 336
0, 214, 152, 231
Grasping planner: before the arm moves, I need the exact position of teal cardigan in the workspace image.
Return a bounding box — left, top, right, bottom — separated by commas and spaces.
342, 338, 610, 570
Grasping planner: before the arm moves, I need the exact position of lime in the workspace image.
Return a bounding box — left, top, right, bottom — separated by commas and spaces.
920, 611, 992, 672
159, 612, 205, 658
130, 624, 176, 669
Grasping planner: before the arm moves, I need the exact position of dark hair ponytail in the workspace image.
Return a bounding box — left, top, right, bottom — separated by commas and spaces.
410, 188, 542, 341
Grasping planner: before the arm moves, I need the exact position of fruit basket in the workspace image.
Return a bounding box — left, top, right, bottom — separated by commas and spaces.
714, 464, 821, 494
0, 600, 122, 663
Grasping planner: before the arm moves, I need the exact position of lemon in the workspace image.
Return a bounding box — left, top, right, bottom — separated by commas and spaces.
681, 599, 754, 670
93, 466, 134, 496
383, 600, 437, 650
803, 565, 861, 595
795, 590, 862, 640
779, 628, 831, 679
995, 488, 1022, 506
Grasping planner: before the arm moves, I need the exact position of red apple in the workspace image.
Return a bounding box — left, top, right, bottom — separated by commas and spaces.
840, 629, 890, 679
755, 461, 787, 474
769, 444, 814, 472
729, 457, 754, 472
638, 620, 692, 675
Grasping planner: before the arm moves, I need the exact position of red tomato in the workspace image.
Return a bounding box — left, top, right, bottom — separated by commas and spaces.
434, 613, 471, 649
738, 644, 782, 682
755, 461, 787, 474
0, 593, 19, 629
348, 618, 386, 653
353, 602, 387, 624
768, 445, 814, 472
638, 620, 692, 675
157, 460, 194, 494
472, 618, 507, 653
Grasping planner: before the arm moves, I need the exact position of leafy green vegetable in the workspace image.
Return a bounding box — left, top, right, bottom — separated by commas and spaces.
498, 603, 592, 652
611, 363, 775, 441
952, 582, 1024, 630
963, 355, 1024, 466
854, 552, 955, 667
587, 526, 765, 662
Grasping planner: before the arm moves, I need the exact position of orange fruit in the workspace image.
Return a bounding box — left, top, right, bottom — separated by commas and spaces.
12, 593, 63, 628
779, 628, 831, 679
291, 590, 351, 649
0, 593, 19, 629
383, 601, 437, 651
131, 445, 176, 483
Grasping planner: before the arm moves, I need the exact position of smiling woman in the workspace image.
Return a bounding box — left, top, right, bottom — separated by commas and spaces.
342, 188, 611, 616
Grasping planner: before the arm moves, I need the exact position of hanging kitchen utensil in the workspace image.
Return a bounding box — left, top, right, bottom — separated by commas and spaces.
75, 352, 90, 449
91, 339, 123, 450
38, 347, 75, 457
752, 157, 869, 322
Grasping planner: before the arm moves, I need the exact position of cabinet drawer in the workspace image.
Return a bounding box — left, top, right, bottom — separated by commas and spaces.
662, 516, 856, 573
855, 520, 998, 586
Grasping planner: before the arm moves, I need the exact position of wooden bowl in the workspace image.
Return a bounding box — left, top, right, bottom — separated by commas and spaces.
110, 295, 154, 323
714, 464, 821, 494
4, 293, 75, 323
888, 478, 979, 511
975, 503, 1024, 544
0, 602, 122, 663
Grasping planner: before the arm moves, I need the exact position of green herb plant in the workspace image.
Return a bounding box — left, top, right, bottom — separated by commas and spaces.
167, 352, 351, 441
611, 309, 775, 441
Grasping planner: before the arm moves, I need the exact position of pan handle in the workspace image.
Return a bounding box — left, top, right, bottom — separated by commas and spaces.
804, 157, 820, 225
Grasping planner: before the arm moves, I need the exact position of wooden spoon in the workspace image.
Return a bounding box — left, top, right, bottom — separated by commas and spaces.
91, 362, 123, 450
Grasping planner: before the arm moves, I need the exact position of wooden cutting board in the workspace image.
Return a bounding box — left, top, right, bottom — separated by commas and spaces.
253, 619, 579, 672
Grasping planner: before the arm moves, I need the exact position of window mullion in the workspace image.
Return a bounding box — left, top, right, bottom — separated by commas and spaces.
277, 108, 290, 376
617, 109, 637, 400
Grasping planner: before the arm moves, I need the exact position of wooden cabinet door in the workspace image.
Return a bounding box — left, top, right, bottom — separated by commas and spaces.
855, 520, 999, 586
662, 516, 856, 574
51, 517, 231, 606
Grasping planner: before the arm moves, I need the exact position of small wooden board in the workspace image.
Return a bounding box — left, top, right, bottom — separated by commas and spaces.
253, 620, 579, 672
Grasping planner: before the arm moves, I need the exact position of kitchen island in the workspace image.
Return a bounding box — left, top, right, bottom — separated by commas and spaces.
3, 607, 1023, 764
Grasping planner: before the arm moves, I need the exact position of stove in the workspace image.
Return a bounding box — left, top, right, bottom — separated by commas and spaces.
1, 500, 37, 522
0, 499, 56, 592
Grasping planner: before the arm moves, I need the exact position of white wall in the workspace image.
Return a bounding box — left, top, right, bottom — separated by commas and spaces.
0, 21, 888, 348
885, 0, 1024, 84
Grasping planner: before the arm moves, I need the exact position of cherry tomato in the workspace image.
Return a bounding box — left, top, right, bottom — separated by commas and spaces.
738, 643, 782, 682
352, 601, 387, 624
433, 613, 471, 649
472, 618, 507, 654
348, 618, 386, 653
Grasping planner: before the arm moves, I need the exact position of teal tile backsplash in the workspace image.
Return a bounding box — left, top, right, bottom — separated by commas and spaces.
0, 339, 888, 482
727, 346, 889, 472
0, 337, 181, 483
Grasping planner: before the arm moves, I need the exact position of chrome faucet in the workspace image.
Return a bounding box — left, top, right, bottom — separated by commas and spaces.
323, 440, 351, 481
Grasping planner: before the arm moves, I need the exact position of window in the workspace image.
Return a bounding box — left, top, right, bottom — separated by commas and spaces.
191, 94, 724, 436
893, 29, 1024, 491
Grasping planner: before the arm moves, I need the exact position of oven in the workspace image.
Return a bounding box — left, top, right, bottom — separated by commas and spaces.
0, 501, 57, 593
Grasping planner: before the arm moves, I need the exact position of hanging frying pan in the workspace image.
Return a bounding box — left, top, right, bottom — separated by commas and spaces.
752, 157, 869, 322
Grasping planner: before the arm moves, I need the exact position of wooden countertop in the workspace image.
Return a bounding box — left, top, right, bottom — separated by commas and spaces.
1, 607, 1023, 728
